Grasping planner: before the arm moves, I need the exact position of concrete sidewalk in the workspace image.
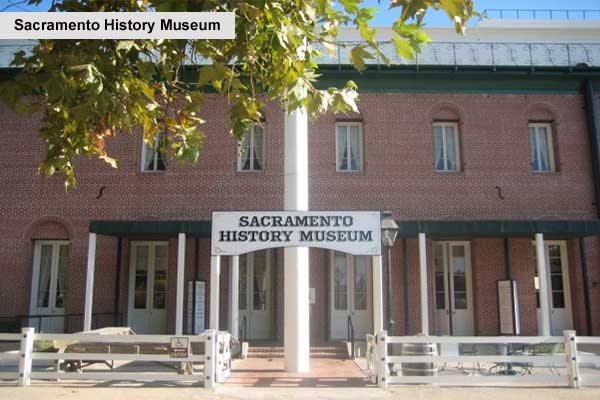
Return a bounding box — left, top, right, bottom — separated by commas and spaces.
1, 385, 600, 400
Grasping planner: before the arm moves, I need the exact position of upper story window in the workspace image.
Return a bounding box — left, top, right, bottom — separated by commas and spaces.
433, 122, 460, 172
529, 123, 556, 172
336, 122, 363, 171
141, 134, 166, 172
238, 124, 264, 171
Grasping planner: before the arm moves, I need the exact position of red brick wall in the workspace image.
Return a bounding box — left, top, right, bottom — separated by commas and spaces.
1, 91, 600, 338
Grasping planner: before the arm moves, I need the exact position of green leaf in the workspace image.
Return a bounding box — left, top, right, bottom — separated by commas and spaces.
392, 34, 415, 60
349, 46, 373, 72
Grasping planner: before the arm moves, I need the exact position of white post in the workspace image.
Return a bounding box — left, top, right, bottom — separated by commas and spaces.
377, 330, 388, 389
210, 255, 221, 330
229, 256, 239, 341
535, 233, 551, 336
18, 327, 34, 387
283, 103, 310, 372
565, 330, 580, 388
204, 329, 216, 388
175, 233, 186, 335
83, 233, 97, 332
372, 255, 384, 333
418, 233, 429, 335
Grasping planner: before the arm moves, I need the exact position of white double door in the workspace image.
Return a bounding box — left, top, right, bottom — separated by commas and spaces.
433, 242, 474, 336
30, 241, 68, 333
535, 241, 573, 336
128, 242, 168, 334
330, 252, 372, 340
238, 250, 272, 340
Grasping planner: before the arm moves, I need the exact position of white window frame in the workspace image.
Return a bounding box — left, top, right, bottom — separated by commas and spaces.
433, 121, 461, 172
140, 134, 166, 172
335, 121, 364, 172
237, 124, 265, 172
529, 122, 556, 173
29, 240, 69, 314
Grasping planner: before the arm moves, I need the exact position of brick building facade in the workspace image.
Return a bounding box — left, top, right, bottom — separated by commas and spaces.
1, 20, 600, 341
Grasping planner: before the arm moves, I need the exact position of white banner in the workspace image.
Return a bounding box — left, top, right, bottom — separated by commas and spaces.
211, 211, 382, 256
0, 12, 235, 39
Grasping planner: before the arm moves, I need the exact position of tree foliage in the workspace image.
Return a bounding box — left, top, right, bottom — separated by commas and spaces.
1, 0, 474, 187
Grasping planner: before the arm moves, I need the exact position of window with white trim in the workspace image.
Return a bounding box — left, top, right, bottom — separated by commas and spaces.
31, 241, 68, 311
238, 124, 264, 171
529, 123, 556, 172
141, 134, 166, 172
433, 122, 460, 172
336, 122, 363, 171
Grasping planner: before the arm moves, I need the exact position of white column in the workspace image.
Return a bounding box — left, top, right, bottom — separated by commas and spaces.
418, 233, 429, 335
229, 256, 239, 341
283, 104, 310, 372
83, 233, 97, 332
535, 233, 551, 336
210, 255, 221, 330
175, 233, 186, 335
372, 255, 384, 333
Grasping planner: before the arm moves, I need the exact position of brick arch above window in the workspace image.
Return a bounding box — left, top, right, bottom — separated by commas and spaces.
523, 102, 560, 122
25, 217, 73, 241
428, 101, 465, 122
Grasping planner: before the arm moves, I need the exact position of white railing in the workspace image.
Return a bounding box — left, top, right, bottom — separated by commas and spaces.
368, 331, 600, 389
0, 328, 232, 388
365, 334, 378, 383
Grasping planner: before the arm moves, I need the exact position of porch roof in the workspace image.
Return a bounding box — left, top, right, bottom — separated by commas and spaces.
89, 219, 600, 239
89, 220, 212, 237
395, 220, 600, 238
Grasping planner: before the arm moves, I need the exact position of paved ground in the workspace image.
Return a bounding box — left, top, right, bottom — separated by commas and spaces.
1, 385, 600, 400
226, 357, 369, 387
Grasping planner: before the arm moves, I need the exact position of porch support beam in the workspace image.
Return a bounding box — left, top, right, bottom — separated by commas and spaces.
418, 233, 429, 335
229, 256, 239, 341
210, 255, 221, 330
83, 233, 97, 332
175, 233, 185, 335
535, 233, 551, 336
283, 102, 310, 373
372, 255, 384, 333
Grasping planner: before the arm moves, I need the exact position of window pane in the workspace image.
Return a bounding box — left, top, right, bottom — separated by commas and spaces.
552, 291, 565, 308
253, 251, 267, 310
529, 127, 539, 171
239, 133, 251, 171
252, 126, 264, 170
239, 255, 247, 310
551, 274, 564, 291
537, 128, 550, 171
153, 245, 167, 309
436, 292, 446, 310
451, 246, 466, 274
348, 125, 361, 171
337, 126, 348, 170
55, 245, 68, 309
37, 245, 53, 308
444, 126, 457, 171
334, 253, 348, 310
353, 256, 368, 310
454, 292, 467, 309
548, 244, 560, 258
143, 142, 155, 171
435, 274, 445, 292
134, 246, 148, 309
434, 126, 444, 170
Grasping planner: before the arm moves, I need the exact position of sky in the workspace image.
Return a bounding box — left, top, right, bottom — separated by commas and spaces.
1, 0, 600, 27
